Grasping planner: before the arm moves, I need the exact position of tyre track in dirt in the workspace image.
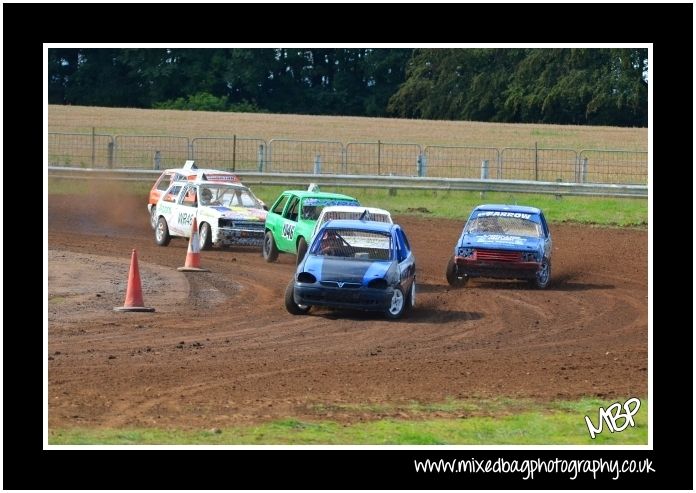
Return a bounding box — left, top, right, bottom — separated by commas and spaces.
48, 193, 648, 428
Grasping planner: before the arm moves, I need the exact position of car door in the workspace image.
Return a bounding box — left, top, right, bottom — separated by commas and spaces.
170, 184, 198, 237
394, 228, 415, 289
157, 183, 183, 233
276, 195, 300, 253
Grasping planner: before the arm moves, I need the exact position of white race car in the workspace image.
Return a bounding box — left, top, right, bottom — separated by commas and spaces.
310, 205, 393, 240
154, 179, 267, 250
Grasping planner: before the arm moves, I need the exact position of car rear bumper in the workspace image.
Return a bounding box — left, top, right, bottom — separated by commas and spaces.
454, 256, 540, 279
294, 283, 393, 311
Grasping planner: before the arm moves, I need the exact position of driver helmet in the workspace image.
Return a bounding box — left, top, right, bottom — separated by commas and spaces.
200, 188, 213, 204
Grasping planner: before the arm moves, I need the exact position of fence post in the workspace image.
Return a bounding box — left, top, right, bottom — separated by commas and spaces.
342, 147, 347, 174
314, 154, 322, 174
258, 144, 265, 172
417, 153, 427, 177
232, 135, 237, 171
581, 157, 589, 183
377, 140, 381, 175
107, 141, 114, 169
91, 127, 96, 167
534, 141, 539, 181
480, 159, 489, 199
153, 150, 161, 170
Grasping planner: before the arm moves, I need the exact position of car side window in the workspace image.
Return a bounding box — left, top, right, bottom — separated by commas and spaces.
284, 197, 299, 222
399, 229, 411, 254
272, 194, 289, 215
156, 173, 173, 192
180, 185, 197, 207
163, 185, 182, 203
540, 214, 550, 237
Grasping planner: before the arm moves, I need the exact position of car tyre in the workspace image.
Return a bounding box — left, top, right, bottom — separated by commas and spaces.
150, 206, 158, 230
296, 237, 308, 266
155, 217, 171, 246
445, 257, 468, 287
199, 222, 212, 251
530, 258, 551, 289
285, 279, 310, 315
408, 280, 416, 309
385, 286, 407, 320
263, 231, 279, 262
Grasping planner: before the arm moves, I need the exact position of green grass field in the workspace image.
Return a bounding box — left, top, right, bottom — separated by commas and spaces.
49, 396, 647, 445
47, 178, 647, 227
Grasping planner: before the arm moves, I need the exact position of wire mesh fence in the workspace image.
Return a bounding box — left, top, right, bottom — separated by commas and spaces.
345, 142, 422, 176
191, 137, 267, 171
48, 132, 647, 185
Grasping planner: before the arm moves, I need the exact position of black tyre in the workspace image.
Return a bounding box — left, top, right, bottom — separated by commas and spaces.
385, 286, 407, 319
199, 222, 212, 251
284, 279, 310, 315
445, 257, 468, 287
155, 217, 171, 246
262, 230, 279, 262
149, 206, 158, 230
530, 258, 551, 289
296, 237, 308, 265
407, 280, 416, 309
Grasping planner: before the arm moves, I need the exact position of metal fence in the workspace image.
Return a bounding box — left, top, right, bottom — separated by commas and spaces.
191, 137, 266, 171
268, 139, 344, 173
48, 132, 114, 168
47, 131, 648, 185
344, 142, 422, 176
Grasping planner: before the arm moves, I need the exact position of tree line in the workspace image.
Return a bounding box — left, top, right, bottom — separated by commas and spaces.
48, 48, 647, 127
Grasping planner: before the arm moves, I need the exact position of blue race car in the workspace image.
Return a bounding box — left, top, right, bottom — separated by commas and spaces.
285, 219, 416, 319
446, 204, 552, 289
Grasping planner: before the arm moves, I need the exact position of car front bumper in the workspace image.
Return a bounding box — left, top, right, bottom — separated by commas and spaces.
455, 256, 541, 280
214, 227, 265, 247
294, 283, 394, 311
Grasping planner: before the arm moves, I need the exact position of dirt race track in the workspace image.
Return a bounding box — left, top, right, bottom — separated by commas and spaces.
48, 190, 648, 429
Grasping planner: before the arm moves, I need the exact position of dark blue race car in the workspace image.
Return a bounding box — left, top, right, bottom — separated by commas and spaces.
446, 204, 552, 289
285, 220, 416, 319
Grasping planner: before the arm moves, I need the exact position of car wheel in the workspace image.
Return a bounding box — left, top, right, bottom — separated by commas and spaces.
296, 237, 308, 266
155, 217, 171, 246
408, 280, 416, 308
385, 286, 407, 319
263, 231, 279, 262
445, 257, 468, 287
199, 222, 212, 251
150, 206, 158, 230
530, 258, 551, 289
284, 279, 310, 315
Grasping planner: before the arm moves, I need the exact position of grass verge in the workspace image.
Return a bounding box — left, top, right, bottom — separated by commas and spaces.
49, 396, 647, 445
48, 178, 647, 227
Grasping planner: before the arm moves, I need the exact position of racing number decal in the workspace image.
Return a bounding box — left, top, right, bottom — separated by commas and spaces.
178, 212, 194, 227
282, 222, 295, 240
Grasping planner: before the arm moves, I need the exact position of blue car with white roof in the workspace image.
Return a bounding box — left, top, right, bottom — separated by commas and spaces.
446, 204, 552, 289
285, 219, 416, 319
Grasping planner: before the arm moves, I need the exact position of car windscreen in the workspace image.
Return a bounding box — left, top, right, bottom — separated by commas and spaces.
301, 198, 360, 221
319, 210, 390, 225
201, 186, 263, 209
465, 215, 542, 237
311, 229, 391, 260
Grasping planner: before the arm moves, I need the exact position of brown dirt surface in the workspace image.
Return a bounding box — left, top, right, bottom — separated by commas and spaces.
47, 191, 648, 430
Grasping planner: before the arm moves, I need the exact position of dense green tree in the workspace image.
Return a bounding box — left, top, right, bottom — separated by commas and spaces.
47, 47, 647, 126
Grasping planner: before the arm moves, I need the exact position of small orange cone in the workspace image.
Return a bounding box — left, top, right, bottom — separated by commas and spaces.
114, 249, 155, 312
177, 217, 210, 272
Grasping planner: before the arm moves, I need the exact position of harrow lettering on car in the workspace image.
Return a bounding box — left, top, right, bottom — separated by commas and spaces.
282, 223, 295, 240
178, 212, 194, 226
477, 211, 532, 220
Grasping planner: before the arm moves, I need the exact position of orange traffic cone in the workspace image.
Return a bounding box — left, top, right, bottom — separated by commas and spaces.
177, 217, 210, 272
114, 249, 155, 312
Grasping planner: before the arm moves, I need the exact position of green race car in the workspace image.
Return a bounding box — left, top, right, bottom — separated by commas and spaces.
262, 189, 359, 264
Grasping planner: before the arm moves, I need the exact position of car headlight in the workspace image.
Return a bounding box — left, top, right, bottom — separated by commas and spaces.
457, 247, 474, 257
368, 278, 388, 289
297, 272, 316, 283
522, 252, 540, 262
